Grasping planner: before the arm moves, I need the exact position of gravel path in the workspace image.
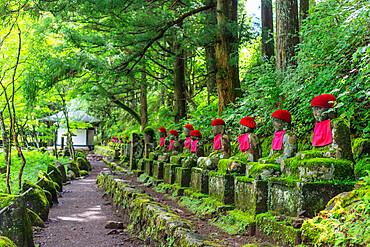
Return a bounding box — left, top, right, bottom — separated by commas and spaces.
34, 160, 141, 247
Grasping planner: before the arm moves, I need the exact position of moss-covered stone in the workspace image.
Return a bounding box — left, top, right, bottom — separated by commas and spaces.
80, 170, 90, 176
21, 180, 49, 221
208, 172, 235, 205
0, 195, 34, 247
235, 177, 268, 215
67, 170, 76, 180
190, 167, 209, 194
149, 152, 159, 160
55, 160, 67, 183
37, 170, 58, 204
256, 212, 302, 246
282, 156, 354, 181
247, 162, 280, 179
144, 159, 154, 176
0, 236, 17, 247
153, 161, 164, 179
76, 157, 92, 171
175, 167, 192, 187
164, 164, 181, 185
268, 177, 354, 217
144, 126, 155, 136
67, 161, 81, 177
47, 164, 63, 192
27, 209, 45, 227
75, 150, 87, 159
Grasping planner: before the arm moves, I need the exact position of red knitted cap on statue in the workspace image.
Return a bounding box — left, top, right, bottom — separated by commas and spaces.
271, 109, 292, 123
159, 127, 167, 135
211, 119, 226, 126
169, 129, 179, 136
240, 117, 256, 129
311, 94, 337, 108
190, 129, 202, 138
184, 124, 194, 130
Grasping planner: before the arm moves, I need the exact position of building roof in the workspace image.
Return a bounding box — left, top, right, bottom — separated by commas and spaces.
41, 110, 100, 125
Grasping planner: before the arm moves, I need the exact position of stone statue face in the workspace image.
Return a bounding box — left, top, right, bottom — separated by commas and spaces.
240, 125, 254, 134
169, 133, 178, 140
159, 131, 166, 138
312, 106, 336, 122
272, 117, 289, 132
183, 127, 191, 137
212, 125, 225, 136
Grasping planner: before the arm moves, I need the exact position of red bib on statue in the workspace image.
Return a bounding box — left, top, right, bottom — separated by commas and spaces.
312, 119, 333, 147
213, 134, 222, 150
272, 130, 287, 150
191, 140, 198, 153
159, 137, 165, 147
238, 134, 250, 152
185, 137, 191, 148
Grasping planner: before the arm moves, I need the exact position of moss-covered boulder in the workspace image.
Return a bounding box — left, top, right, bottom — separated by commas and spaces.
27, 209, 45, 227
80, 170, 90, 176
37, 171, 58, 204
282, 156, 354, 181
47, 164, 63, 192
246, 162, 280, 179
43, 190, 53, 207
0, 236, 17, 247
0, 195, 34, 247
55, 160, 67, 183
67, 161, 81, 177
76, 150, 87, 159
76, 157, 91, 171
21, 180, 49, 222
67, 170, 76, 180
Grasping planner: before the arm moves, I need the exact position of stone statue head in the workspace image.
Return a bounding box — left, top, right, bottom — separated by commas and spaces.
158, 127, 167, 138
272, 117, 290, 132
169, 133, 178, 140
240, 124, 254, 134
311, 94, 338, 122
190, 129, 202, 141
312, 106, 337, 122
169, 129, 179, 141
211, 119, 226, 136
183, 124, 194, 137
239, 117, 256, 135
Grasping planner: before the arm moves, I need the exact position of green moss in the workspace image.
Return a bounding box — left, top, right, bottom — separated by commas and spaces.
80, 170, 90, 176
217, 159, 232, 173
285, 157, 354, 180
47, 164, 63, 191
236, 176, 255, 183
27, 208, 44, 227
144, 126, 155, 136
21, 180, 50, 221
248, 163, 280, 176
0, 236, 17, 247
76, 150, 87, 159
261, 136, 274, 157
210, 210, 255, 235
76, 157, 91, 171
67, 161, 81, 177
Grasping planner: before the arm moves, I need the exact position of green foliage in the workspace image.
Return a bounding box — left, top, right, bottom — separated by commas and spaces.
0, 151, 68, 194
210, 210, 255, 235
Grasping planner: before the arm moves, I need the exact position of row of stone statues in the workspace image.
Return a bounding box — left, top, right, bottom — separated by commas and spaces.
149, 94, 353, 180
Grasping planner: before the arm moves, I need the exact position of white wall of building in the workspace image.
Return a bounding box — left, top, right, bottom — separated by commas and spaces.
57, 128, 87, 146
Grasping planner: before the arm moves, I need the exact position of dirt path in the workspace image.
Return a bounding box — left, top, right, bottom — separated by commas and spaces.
34, 160, 143, 247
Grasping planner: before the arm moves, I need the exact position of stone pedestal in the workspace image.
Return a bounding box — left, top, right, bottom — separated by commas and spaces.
129, 133, 144, 171
268, 177, 354, 217
144, 159, 154, 176
190, 168, 209, 194
164, 164, 181, 184
234, 177, 268, 215
175, 167, 192, 187
209, 173, 235, 205
153, 161, 164, 180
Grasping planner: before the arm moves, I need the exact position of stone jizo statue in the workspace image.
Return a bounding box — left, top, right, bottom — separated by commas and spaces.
183, 124, 194, 153
269, 109, 297, 163
238, 117, 262, 162
211, 118, 230, 159
157, 127, 169, 152
310, 94, 353, 161
168, 129, 182, 155
182, 129, 204, 168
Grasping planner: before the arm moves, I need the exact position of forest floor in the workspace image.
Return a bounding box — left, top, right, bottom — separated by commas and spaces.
34, 155, 272, 247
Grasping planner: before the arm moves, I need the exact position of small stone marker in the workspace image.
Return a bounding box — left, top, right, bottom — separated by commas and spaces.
105, 221, 124, 229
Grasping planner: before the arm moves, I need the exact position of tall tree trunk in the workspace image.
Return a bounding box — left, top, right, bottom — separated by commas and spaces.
261, 0, 275, 59
205, 44, 217, 104
276, 0, 299, 72
0, 111, 11, 194
140, 70, 148, 129
173, 41, 187, 123
215, 0, 240, 115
